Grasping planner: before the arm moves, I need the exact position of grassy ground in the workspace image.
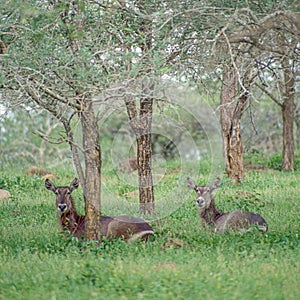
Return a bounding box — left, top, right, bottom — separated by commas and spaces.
0, 160, 299, 300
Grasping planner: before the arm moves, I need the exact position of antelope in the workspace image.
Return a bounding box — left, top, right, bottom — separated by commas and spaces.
186, 177, 268, 234
45, 178, 154, 242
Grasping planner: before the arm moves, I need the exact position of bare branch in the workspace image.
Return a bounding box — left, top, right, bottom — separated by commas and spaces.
34, 80, 82, 110
255, 82, 283, 107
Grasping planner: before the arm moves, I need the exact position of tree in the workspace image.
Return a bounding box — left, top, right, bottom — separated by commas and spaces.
1, 1, 103, 241
124, 83, 155, 215
252, 18, 300, 170
109, 1, 158, 215
219, 59, 248, 182
94, 1, 207, 214
217, 8, 300, 175
228, 11, 300, 171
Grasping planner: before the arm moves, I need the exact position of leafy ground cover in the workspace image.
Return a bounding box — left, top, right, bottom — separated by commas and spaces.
0, 160, 299, 300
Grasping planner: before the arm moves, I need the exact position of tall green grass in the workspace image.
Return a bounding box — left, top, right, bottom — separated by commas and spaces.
0, 162, 299, 300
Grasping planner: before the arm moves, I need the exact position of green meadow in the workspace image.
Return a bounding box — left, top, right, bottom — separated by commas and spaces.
0, 158, 299, 300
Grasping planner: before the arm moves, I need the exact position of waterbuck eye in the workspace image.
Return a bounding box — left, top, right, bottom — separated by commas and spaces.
55, 191, 59, 195
66, 191, 71, 195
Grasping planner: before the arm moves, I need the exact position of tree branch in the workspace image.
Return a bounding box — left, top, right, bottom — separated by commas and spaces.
255, 82, 283, 107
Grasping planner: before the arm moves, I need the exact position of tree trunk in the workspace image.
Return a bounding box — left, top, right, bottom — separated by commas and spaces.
63, 120, 85, 186
81, 101, 102, 241
137, 98, 155, 215
294, 105, 300, 149
281, 62, 295, 171
220, 63, 247, 183
125, 95, 155, 215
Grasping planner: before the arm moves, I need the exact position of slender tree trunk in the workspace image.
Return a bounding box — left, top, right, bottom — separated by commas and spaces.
294, 105, 300, 149
281, 62, 295, 171
63, 120, 85, 185
220, 63, 247, 183
81, 101, 102, 241
137, 98, 155, 215
125, 95, 155, 215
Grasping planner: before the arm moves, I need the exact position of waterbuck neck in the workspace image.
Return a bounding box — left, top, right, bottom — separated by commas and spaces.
55, 188, 85, 237
198, 199, 223, 226
58, 200, 84, 234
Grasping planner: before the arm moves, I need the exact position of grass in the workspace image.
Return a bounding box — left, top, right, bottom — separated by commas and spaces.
0, 160, 300, 300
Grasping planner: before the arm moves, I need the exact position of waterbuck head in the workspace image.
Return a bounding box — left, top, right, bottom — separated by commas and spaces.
45, 178, 79, 214
186, 177, 221, 213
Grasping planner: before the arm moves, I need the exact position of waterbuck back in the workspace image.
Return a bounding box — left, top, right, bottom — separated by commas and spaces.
186, 177, 268, 233
45, 178, 154, 241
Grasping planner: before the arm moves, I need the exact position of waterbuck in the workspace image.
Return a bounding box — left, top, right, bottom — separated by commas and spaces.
45, 178, 154, 242
186, 177, 268, 233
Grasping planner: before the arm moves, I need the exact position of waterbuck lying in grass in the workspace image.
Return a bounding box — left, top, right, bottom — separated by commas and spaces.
187, 177, 268, 234
45, 178, 154, 242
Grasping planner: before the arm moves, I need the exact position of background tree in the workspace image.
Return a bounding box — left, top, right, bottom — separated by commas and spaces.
92, 1, 216, 213
1, 1, 103, 241
215, 5, 300, 177
252, 14, 300, 170
219, 56, 250, 182
227, 10, 300, 171
104, 1, 159, 215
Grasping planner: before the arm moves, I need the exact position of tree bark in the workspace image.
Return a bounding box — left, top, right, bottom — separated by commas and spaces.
294, 105, 300, 149
80, 101, 102, 241
220, 63, 247, 183
125, 95, 155, 215
137, 98, 155, 215
63, 119, 85, 186
281, 61, 295, 171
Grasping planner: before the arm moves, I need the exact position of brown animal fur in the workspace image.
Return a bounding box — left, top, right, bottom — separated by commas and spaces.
45, 178, 154, 241
187, 177, 268, 234
117, 157, 138, 173
26, 166, 58, 179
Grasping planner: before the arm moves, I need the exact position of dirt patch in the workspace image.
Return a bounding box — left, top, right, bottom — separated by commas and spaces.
0, 189, 11, 199
25, 166, 58, 179
153, 261, 177, 271
162, 237, 191, 250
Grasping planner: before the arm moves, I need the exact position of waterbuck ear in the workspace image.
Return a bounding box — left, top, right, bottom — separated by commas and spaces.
186, 177, 196, 190
210, 178, 221, 191
45, 179, 56, 192
70, 178, 79, 192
